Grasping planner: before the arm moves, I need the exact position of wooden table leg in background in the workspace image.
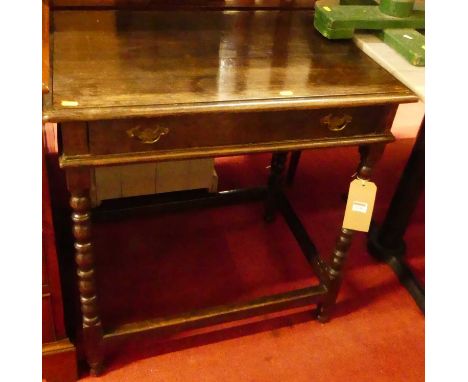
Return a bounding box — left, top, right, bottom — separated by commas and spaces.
287, 151, 302, 186
367, 119, 425, 312
317, 143, 386, 322
66, 168, 105, 376
264, 152, 288, 222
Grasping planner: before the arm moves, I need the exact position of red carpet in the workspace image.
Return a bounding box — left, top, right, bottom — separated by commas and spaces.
78, 139, 424, 381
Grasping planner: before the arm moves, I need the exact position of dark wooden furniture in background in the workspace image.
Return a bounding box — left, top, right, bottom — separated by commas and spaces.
43, 134, 78, 382
43, 0, 50, 94
43, 4, 417, 375
368, 118, 425, 312
52, 0, 317, 8
43, 1, 78, 381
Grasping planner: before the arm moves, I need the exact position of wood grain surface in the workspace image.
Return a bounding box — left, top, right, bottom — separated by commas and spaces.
45, 10, 416, 122
86, 106, 392, 155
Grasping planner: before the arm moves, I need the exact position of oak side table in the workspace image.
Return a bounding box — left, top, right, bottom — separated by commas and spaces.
43, 9, 417, 375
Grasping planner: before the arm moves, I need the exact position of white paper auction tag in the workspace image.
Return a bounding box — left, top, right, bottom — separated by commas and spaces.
342, 179, 377, 232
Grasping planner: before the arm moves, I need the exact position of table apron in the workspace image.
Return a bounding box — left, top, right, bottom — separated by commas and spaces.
59, 105, 397, 168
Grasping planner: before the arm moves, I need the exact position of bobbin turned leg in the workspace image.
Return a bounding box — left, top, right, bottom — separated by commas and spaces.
264, 152, 288, 222
317, 144, 385, 323
67, 169, 104, 376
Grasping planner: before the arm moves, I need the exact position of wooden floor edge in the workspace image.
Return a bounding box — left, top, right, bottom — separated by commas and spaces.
43, 338, 78, 382
42, 338, 76, 355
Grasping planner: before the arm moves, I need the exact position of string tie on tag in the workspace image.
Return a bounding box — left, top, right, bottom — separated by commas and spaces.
355, 175, 367, 186
351, 172, 367, 186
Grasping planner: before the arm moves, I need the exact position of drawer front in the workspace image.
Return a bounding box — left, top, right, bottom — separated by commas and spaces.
87, 106, 393, 156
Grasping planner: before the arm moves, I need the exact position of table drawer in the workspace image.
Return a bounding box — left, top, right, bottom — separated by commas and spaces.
86, 106, 393, 156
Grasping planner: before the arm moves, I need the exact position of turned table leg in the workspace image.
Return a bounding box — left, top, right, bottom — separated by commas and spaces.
264, 152, 288, 222
317, 143, 385, 322
67, 169, 104, 376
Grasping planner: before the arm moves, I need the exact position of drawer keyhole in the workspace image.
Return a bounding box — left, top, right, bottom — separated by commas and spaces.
126, 125, 169, 144
321, 114, 352, 132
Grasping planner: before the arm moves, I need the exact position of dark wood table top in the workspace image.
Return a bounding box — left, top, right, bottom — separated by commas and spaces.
44, 9, 416, 122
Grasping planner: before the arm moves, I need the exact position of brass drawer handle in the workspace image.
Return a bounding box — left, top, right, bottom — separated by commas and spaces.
126, 125, 169, 144
321, 113, 352, 132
